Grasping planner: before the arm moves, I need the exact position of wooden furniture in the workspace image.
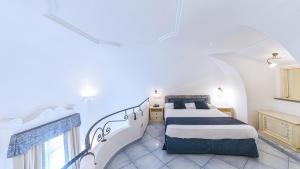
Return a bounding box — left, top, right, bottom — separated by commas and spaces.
258, 110, 300, 152
149, 106, 164, 122
280, 67, 300, 101
217, 107, 235, 117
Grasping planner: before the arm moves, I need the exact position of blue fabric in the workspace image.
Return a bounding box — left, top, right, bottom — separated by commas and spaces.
164, 136, 259, 157
173, 101, 186, 109
163, 117, 258, 157
194, 101, 210, 109
7, 113, 81, 158
165, 117, 246, 126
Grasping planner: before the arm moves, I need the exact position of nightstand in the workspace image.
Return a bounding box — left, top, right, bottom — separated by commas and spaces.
149, 106, 164, 122
217, 107, 235, 117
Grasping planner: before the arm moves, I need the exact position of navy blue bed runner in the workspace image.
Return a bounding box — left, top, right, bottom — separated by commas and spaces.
165, 117, 246, 126
163, 117, 259, 157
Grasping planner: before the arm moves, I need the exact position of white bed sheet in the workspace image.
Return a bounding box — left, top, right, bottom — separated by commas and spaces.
165, 108, 229, 119
165, 108, 258, 140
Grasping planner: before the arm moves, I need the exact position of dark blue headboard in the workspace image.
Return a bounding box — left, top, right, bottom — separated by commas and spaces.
165, 95, 211, 104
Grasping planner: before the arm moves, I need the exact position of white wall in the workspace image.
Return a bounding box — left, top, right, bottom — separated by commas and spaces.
211, 58, 248, 122
218, 55, 300, 128
0, 32, 235, 126
0, 33, 227, 120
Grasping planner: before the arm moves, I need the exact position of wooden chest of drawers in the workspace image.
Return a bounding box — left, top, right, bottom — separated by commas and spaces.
258, 110, 300, 152
149, 107, 164, 122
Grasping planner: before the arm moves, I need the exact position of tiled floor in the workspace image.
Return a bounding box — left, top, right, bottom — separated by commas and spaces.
106, 123, 300, 169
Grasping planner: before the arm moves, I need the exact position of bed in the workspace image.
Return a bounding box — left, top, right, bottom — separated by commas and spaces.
162, 95, 259, 157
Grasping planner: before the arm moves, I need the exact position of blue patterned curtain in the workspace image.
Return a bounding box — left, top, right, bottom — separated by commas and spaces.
7, 113, 81, 158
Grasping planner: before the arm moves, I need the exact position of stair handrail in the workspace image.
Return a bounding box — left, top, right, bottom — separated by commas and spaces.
62, 97, 149, 169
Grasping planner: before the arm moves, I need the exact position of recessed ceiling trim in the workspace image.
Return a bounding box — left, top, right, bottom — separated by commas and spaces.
44, 14, 121, 47
159, 0, 184, 42
208, 36, 270, 56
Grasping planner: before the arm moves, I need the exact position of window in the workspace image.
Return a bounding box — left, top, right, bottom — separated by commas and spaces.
281, 67, 300, 101
43, 134, 68, 169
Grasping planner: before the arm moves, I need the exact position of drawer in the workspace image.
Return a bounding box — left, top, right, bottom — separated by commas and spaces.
150, 115, 163, 121
150, 111, 162, 116
150, 112, 163, 122
262, 115, 294, 146
151, 114, 163, 119
150, 109, 163, 112
258, 111, 300, 152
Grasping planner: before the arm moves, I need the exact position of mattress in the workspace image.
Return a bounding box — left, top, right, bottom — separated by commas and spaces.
165, 108, 258, 140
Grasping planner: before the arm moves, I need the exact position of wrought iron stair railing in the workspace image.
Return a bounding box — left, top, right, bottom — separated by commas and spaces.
62, 98, 149, 169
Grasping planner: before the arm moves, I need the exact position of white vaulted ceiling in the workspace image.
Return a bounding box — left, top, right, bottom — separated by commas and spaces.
47, 0, 178, 44
1, 0, 300, 119
4, 0, 300, 57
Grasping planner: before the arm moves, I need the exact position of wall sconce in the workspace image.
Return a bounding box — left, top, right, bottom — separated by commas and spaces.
212, 87, 225, 106
217, 87, 224, 98
151, 89, 162, 106
152, 89, 161, 98
267, 53, 280, 68
80, 85, 98, 102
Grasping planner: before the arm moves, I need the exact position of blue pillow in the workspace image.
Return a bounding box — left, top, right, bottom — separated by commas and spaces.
195, 101, 210, 109
174, 101, 186, 109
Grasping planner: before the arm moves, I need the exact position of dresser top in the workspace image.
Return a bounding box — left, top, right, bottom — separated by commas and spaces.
259, 110, 300, 124
150, 106, 164, 109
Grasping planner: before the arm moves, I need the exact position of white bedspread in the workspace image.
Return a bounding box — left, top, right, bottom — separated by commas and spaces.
165, 109, 258, 140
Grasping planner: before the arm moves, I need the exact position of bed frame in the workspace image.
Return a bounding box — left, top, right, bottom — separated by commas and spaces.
163, 95, 259, 157
165, 95, 211, 104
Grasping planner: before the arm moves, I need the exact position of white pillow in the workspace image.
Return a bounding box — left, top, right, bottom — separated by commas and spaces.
185, 103, 196, 109
165, 103, 174, 109
208, 103, 217, 109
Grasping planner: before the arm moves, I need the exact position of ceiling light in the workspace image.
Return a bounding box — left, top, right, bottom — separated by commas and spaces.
267, 53, 280, 68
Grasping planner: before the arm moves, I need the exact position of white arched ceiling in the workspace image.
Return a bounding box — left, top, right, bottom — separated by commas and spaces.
1, 0, 300, 120
47, 0, 179, 44
17, 0, 299, 61
210, 26, 297, 66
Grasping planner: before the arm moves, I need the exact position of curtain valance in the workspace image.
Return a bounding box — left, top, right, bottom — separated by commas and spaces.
7, 113, 81, 158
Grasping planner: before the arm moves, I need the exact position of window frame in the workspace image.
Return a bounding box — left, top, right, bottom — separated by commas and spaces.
281, 67, 300, 101
42, 133, 70, 169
